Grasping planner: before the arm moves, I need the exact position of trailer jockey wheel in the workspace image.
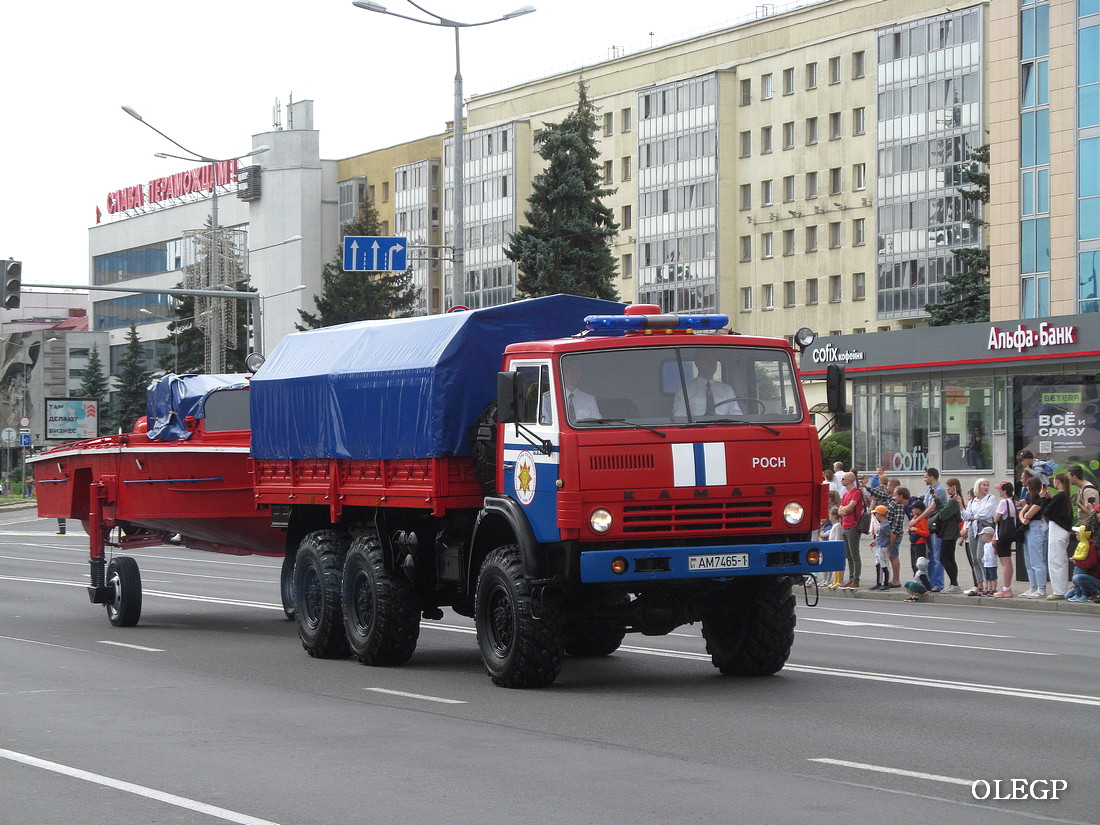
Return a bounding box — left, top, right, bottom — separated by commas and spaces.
105, 557, 142, 628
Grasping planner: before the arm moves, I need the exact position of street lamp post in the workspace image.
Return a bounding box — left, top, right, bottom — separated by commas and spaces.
121, 106, 269, 371
351, 1, 535, 309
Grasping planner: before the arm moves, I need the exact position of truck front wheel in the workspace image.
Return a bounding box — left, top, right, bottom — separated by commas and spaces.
342, 534, 420, 666
475, 545, 564, 688
701, 577, 795, 676
293, 530, 350, 659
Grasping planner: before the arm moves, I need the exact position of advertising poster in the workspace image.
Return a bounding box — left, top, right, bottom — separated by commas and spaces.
45, 398, 99, 441
1014, 377, 1100, 478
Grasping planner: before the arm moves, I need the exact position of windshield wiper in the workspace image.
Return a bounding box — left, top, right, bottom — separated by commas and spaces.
686, 419, 781, 435
584, 418, 668, 438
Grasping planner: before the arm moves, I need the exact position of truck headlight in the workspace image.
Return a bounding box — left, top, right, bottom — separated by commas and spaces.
590, 508, 613, 533
783, 501, 804, 525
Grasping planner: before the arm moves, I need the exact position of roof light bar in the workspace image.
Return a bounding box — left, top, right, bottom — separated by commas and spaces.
584, 314, 730, 334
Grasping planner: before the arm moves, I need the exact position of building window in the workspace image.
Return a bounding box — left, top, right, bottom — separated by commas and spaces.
763, 283, 775, 309
621, 156, 632, 182
783, 280, 796, 307
740, 130, 751, 157
622, 204, 632, 230
806, 225, 818, 252
740, 78, 752, 106
806, 278, 819, 305
829, 221, 842, 248
761, 73, 773, 100
783, 121, 795, 150
621, 108, 632, 132
762, 179, 774, 206
602, 160, 613, 185
853, 217, 866, 246
806, 62, 818, 90
762, 232, 774, 259
852, 50, 866, 79
830, 112, 841, 140
603, 112, 614, 137
829, 274, 842, 302
740, 235, 752, 262
783, 67, 795, 95
853, 162, 867, 191
853, 271, 866, 300
622, 253, 633, 279
741, 286, 753, 311
783, 229, 795, 256
761, 125, 773, 154
853, 106, 866, 135
783, 175, 795, 202
740, 184, 752, 210
806, 117, 818, 145
806, 171, 818, 199
829, 167, 842, 195
829, 56, 841, 84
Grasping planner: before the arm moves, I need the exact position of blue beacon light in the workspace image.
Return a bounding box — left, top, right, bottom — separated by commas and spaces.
584, 313, 730, 333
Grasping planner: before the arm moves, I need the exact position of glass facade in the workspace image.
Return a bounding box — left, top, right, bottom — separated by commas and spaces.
1020, 0, 1052, 317
1079, 1, 1100, 310
875, 8, 985, 320
394, 159, 441, 316
636, 74, 719, 313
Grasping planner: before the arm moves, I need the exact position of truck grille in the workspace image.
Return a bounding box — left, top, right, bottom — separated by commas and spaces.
622, 500, 773, 533
589, 453, 656, 471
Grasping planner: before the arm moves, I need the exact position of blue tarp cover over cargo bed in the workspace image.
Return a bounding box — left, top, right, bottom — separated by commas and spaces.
146, 373, 251, 442
249, 295, 624, 460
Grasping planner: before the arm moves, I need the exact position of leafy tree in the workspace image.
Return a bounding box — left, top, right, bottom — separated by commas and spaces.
927, 144, 990, 326
298, 201, 419, 329
76, 343, 109, 436
505, 80, 620, 301
820, 429, 853, 473
109, 324, 153, 433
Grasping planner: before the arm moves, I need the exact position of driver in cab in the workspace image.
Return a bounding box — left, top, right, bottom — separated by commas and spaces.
673, 350, 741, 419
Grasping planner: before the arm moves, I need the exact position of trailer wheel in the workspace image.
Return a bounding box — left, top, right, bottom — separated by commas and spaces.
293, 530, 350, 659
280, 552, 296, 621
701, 577, 795, 676
475, 545, 563, 688
342, 534, 420, 666
105, 556, 142, 628
564, 591, 629, 657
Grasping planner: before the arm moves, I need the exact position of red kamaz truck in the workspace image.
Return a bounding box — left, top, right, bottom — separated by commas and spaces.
35, 295, 843, 688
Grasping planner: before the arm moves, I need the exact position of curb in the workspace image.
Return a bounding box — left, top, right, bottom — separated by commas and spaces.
817, 584, 1100, 614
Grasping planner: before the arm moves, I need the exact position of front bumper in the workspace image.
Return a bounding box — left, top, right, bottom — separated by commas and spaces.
578, 539, 845, 584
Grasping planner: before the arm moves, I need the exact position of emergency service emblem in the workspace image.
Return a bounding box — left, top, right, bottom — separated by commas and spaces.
514, 450, 537, 505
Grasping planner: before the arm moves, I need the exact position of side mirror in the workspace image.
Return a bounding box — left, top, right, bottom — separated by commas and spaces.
826, 364, 846, 414
496, 371, 519, 423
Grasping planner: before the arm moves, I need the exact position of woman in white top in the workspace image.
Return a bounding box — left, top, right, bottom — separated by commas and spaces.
962, 478, 998, 593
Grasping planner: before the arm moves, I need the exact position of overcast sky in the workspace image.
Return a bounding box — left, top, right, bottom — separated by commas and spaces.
4, 0, 789, 287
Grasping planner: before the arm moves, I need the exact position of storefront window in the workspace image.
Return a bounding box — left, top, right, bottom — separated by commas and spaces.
941, 378, 993, 471
855, 380, 934, 473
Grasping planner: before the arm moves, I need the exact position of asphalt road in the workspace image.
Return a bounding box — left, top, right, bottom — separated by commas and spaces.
1, 509, 1098, 825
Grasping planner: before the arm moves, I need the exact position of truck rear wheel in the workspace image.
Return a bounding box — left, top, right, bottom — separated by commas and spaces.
701, 577, 795, 676
475, 545, 564, 688
293, 530, 350, 659
342, 534, 420, 666
106, 556, 142, 628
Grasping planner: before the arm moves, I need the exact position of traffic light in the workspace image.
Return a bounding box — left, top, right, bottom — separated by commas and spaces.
3, 260, 22, 309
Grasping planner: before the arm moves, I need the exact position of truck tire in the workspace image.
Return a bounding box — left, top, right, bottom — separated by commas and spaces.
564, 591, 629, 657
475, 544, 564, 688
280, 552, 296, 621
293, 530, 350, 659
342, 534, 420, 666
106, 556, 142, 628
701, 577, 795, 676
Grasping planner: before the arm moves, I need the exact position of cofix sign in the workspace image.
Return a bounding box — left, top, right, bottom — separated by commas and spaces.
106, 159, 239, 215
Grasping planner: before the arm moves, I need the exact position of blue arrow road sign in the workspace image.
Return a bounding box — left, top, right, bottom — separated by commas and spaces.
19, 433, 31, 446
343, 236, 407, 272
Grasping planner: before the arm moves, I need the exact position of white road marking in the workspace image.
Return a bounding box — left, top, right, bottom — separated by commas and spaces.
800, 616, 1009, 637
0, 634, 87, 652
365, 687, 467, 705
0, 748, 282, 825
815, 604, 996, 623
97, 641, 165, 653
1068, 627, 1100, 633
808, 758, 972, 786
0, 553, 273, 583
796, 629, 1055, 655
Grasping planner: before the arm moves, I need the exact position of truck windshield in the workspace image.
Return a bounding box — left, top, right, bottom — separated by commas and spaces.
560, 345, 803, 428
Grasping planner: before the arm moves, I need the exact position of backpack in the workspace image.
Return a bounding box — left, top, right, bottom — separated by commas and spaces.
1033, 460, 1055, 485
857, 497, 872, 534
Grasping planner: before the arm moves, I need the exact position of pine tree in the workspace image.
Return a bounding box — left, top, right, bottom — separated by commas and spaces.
505, 80, 620, 301
298, 201, 419, 329
109, 324, 153, 433
76, 343, 109, 436
927, 144, 990, 326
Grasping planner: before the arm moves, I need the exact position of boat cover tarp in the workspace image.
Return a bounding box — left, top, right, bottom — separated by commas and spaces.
249, 295, 624, 459
146, 373, 251, 442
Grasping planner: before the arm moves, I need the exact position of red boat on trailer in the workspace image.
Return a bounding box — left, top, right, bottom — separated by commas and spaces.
30, 374, 285, 626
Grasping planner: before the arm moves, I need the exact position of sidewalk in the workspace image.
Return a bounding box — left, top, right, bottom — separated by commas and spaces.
818, 533, 1100, 614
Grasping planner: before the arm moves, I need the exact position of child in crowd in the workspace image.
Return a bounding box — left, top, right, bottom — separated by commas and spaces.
870, 504, 893, 590
904, 556, 932, 602
966, 526, 998, 595
908, 500, 930, 574
823, 507, 842, 587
